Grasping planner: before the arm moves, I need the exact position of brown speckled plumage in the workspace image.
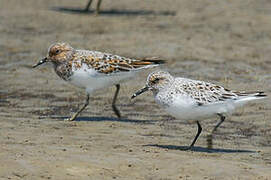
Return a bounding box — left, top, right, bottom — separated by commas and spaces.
33, 42, 165, 120
41, 43, 165, 79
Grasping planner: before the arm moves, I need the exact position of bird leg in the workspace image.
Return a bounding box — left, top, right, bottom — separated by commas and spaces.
84, 0, 93, 11
112, 84, 121, 118
66, 94, 90, 121
95, 0, 102, 14
213, 114, 226, 133
186, 121, 202, 150
207, 114, 226, 148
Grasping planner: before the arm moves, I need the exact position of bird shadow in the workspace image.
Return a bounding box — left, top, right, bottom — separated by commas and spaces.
143, 144, 257, 153
51, 116, 157, 124
50, 7, 176, 16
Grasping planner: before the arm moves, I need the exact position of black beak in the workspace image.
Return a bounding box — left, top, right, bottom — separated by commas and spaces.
32, 57, 48, 68
131, 86, 149, 99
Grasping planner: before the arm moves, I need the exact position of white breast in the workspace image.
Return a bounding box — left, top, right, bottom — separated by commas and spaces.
69, 64, 135, 94
156, 92, 235, 122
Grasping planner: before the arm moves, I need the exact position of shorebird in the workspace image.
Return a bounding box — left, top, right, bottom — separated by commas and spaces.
131, 71, 267, 149
33, 42, 165, 121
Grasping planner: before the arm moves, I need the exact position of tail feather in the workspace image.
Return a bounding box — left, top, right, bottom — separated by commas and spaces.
131, 57, 166, 69
232, 91, 267, 108
140, 57, 166, 65
235, 91, 267, 98
253, 91, 267, 97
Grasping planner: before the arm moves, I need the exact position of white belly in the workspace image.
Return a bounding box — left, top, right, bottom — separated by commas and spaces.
157, 95, 235, 122
69, 65, 134, 94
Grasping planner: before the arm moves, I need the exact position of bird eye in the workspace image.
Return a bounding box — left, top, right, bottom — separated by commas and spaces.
153, 78, 160, 83
55, 49, 60, 54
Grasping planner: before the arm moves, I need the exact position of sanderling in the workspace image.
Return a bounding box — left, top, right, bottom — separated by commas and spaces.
84, 0, 102, 14
131, 71, 267, 150
33, 42, 165, 121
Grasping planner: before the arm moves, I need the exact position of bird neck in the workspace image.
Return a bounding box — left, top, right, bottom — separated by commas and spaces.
53, 62, 73, 81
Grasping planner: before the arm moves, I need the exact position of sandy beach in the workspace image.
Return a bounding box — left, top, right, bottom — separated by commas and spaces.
0, 0, 271, 179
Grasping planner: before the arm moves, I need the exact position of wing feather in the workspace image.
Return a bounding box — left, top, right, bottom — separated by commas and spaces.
174, 78, 238, 105
73, 50, 165, 74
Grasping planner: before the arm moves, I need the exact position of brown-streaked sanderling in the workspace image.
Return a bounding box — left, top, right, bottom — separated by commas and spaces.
131, 71, 267, 150
84, 0, 102, 14
33, 42, 165, 121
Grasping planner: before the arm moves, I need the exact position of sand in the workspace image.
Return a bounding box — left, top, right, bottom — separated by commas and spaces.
0, 0, 271, 179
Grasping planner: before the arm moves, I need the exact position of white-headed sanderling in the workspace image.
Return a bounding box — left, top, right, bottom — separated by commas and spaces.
33, 42, 165, 121
131, 71, 267, 150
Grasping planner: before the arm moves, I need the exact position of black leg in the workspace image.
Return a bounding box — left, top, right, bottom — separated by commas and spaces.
84, 0, 93, 11
212, 114, 226, 133
66, 94, 90, 121
112, 84, 121, 118
187, 121, 202, 149
95, 0, 102, 14
207, 114, 226, 148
